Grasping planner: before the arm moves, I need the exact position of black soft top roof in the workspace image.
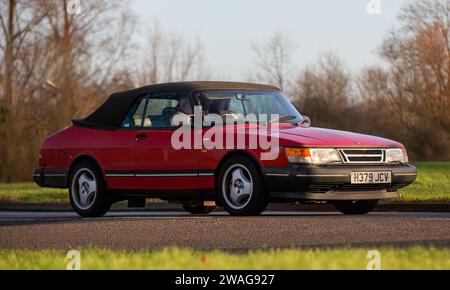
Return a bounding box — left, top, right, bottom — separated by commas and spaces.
73, 81, 280, 130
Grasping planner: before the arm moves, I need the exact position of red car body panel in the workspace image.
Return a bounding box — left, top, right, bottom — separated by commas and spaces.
279, 127, 403, 148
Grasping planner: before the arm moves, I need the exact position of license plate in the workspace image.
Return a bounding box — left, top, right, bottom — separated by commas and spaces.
351, 172, 392, 184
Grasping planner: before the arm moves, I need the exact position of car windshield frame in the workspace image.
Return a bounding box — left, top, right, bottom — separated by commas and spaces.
196, 90, 304, 125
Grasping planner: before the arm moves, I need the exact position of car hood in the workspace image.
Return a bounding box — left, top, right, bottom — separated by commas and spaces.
278, 126, 403, 148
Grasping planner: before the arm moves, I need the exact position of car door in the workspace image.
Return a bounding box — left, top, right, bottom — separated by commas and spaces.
131, 93, 198, 191
101, 99, 147, 190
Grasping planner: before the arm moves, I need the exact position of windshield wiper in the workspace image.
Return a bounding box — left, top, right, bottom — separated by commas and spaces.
265, 115, 298, 126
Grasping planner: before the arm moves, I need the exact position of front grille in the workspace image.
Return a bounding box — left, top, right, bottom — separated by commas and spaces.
339, 149, 385, 164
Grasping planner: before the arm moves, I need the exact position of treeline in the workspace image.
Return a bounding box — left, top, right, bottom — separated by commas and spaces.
0, 0, 206, 182
253, 0, 449, 163
0, 0, 449, 182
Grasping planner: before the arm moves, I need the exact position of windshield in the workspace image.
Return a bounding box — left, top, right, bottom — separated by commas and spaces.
197, 90, 304, 124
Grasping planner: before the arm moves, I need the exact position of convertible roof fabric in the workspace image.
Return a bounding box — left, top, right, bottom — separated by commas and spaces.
73, 81, 280, 130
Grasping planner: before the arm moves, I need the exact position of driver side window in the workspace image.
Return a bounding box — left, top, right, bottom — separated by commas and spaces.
121, 94, 187, 129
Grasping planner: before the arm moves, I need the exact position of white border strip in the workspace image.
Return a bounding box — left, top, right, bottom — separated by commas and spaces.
105, 174, 135, 177
266, 173, 290, 177
198, 173, 215, 177
44, 174, 67, 177
135, 174, 198, 177
106, 173, 214, 178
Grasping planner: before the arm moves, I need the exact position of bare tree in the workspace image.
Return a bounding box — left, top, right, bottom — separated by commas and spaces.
0, 0, 137, 182
381, 0, 450, 159
251, 31, 297, 91
39, 0, 137, 120
0, 1, 209, 182
293, 53, 352, 129
356, 67, 390, 104
354, 67, 412, 148
140, 23, 206, 85
0, 0, 48, 181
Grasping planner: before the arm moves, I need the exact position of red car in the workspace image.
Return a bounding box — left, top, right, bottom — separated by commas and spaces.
33, 82, 417, 217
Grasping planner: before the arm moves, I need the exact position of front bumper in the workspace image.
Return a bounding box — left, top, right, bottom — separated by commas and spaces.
33, 168, 69, 189
265, 164, 417, 201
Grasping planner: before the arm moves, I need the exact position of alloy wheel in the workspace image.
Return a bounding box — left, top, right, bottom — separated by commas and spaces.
71, 168, 97, 211
222, 164, 254, 210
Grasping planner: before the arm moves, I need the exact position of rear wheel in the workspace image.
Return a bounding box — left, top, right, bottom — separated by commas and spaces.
69, 161, 112, 218
183, 203, 216, 215
334, 200, 379, 215
218, 156, 269, 216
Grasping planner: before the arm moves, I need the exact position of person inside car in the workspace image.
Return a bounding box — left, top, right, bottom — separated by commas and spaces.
166, 96, 193, 127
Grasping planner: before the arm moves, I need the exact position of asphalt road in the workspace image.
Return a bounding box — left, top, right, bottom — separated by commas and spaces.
0, 211, 449, 250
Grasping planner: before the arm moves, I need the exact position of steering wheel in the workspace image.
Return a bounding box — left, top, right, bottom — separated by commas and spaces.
162, 107, 179, 116
220, 111, 239, 121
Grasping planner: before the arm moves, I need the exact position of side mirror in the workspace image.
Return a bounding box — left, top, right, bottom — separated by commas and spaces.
302, 116, 312, 126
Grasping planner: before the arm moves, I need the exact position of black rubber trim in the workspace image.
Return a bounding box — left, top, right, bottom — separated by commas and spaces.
271, 191, 400, 201
105, 169, 215, 176
33, 168, 69, 189
265, 167, 292, 176
135, 170, 198, 176
104, 170, 134, 176
72, 120, 118, 131
264, 164, 417, 200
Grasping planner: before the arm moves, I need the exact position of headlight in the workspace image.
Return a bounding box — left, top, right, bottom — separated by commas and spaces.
386, 148, 409, 164
285, 148, 342, 164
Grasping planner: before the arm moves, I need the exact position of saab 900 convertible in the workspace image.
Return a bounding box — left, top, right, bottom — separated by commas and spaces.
33, 82, 417, 217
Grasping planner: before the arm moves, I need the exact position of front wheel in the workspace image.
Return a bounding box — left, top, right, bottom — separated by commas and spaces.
69, 161, 112, 218
333, 200, 379, 215
218, 156, 269, 216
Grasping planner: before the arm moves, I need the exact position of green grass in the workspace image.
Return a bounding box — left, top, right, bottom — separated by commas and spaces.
0, 183, 68, 203
398, 162, 450, 202
0, 162, 449, 204
0, 247, 449, 270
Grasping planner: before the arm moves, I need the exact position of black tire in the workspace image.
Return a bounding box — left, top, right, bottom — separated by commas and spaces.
334, 200, 379, 215
183, 203, 217, 215
69, 161, 112, 218
218, 156, 269, 216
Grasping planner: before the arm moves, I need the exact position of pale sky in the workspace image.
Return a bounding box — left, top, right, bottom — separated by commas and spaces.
131, 0, 410, 79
